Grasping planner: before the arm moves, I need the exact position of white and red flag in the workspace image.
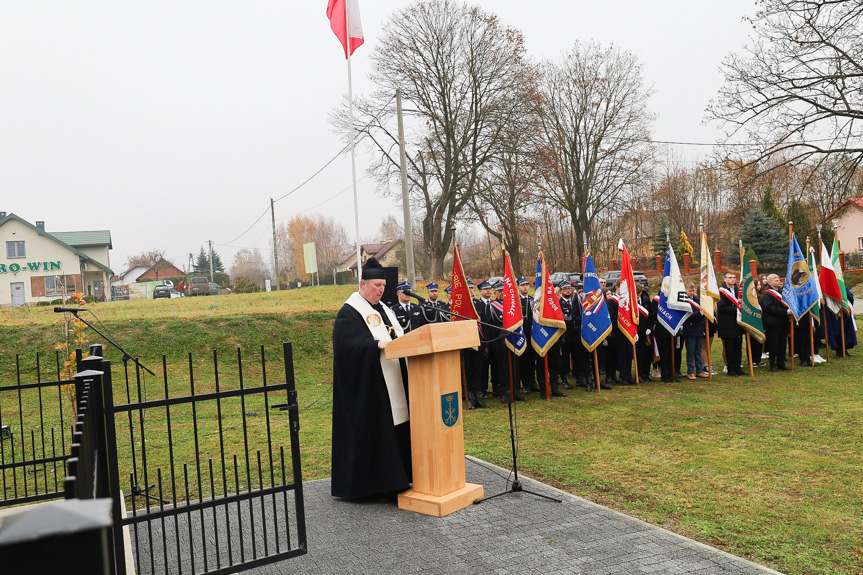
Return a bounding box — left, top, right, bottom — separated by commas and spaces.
327, 0, 364, 58
819, 241, 844, 315
617, 239, 639, 344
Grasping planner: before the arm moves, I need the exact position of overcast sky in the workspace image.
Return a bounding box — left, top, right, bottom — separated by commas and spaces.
0, 1, 756, 274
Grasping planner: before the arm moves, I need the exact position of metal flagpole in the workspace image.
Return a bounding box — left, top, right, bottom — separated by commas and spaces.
700, 221, 713, 380
346, 0, 362, 288
817, 225, 829, 363
806, 236, 815, 367
740, 239, 754, 377
835, 221, 847, 357
789, 221, 795, 371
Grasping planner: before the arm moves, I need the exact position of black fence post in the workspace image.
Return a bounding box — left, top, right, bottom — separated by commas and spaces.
282, 342, 307, 550
101, 356, 126, 575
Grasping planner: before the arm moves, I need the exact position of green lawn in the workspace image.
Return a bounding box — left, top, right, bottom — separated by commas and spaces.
1, 287, 861, 575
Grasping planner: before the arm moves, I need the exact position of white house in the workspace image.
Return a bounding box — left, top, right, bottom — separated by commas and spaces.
0, 212, 113, 307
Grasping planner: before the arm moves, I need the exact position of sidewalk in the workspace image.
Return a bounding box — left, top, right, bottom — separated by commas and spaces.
244, 456, 783, 575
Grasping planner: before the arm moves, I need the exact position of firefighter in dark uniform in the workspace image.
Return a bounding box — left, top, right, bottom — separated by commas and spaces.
457, 283, 488, 409
392, 283, 426, 333
559, 280, 582, 389
420, 282, 450, 324
475, 280, 495, 398
635, 284, 654, 381
517, 277, 541, 393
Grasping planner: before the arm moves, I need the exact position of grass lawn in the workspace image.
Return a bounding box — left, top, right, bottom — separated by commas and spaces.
1, 286, 861, 575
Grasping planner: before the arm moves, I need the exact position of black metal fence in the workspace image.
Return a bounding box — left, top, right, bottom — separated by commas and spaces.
0, 348, 82, 507
0, 341, 307, 575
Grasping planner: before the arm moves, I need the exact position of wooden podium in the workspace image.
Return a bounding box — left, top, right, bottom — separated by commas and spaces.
385, 320, 484, 517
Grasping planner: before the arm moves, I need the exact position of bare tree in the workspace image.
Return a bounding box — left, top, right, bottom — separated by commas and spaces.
469, 73, 542, 275
230, 248, 270, 287
334, 0, 528, 280
710, 0, 863, 171
534, 41, 655, 263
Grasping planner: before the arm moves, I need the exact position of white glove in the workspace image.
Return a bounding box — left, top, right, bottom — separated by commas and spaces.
635, 335, 639, 342
645, 329, 651, 335
377, 340, 388, 350
786, 309, 792, 316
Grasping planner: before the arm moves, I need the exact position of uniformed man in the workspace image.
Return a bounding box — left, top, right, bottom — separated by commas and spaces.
420, 282, 450, 324
392, 283, 426, 333
606, 284, 634, 385
635, 284, 654, 381
558, 280, 580, 389
545, 278, 569, 397
475, 280, 495, 397
491, 281, 526, 403
517, 277, 541, 394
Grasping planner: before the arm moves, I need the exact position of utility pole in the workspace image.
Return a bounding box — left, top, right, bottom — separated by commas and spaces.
271, 197, 279, 290
208, 240, 214, 282
397, 89, 416, 287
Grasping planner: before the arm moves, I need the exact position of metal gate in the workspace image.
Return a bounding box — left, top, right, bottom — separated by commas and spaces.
105, 342, 307, 575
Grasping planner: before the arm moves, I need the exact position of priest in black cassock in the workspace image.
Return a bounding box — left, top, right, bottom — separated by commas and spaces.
331, 257, 412, 500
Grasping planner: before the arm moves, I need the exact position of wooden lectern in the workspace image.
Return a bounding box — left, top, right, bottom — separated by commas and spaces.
385, 320, 484, 517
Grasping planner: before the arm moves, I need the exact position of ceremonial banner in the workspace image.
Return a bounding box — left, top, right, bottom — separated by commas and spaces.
617, 239, 639, 344
448, 244, 479, 324
502, 251, 526, 355
820, 241, 844, 315
808, 246, 821, 323
327, 0, 364, 58
737, 248, 766, 343
831, 237, 851, 314
782, 234, 819, 321
656, 245, 692, 335
699, 232, 720, 322
581, 255, 612, 352
666, 243, 691, 312
531, 252, 565, 356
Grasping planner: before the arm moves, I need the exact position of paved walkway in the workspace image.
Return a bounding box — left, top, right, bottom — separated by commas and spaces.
241, 456, 782, 575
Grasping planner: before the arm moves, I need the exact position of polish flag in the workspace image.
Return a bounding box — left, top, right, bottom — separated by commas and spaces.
819, 242, 843, 315
327, 0, 364, 58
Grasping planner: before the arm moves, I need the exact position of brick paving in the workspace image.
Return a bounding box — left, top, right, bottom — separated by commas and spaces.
228, 456, 783, 575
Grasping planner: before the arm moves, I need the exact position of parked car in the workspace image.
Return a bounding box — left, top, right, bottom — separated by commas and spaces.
486, 276, 504, 288
153, 284, 172, 299
208, 282, 221, 296
189, 276, 210, 296
549, 272, 583, 290
601, 270, 621, 289
601, 270, 649, 291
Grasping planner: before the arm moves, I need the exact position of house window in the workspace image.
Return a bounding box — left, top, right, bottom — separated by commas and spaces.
45, 275, 76, 296
6, 241, 25, 258
859, 237, 863, 250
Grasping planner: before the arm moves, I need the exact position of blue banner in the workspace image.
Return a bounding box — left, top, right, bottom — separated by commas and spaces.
530, 253, 563, 357
782, 233, 819, 321
656, 246, 691, 335
581, 255, 612, 352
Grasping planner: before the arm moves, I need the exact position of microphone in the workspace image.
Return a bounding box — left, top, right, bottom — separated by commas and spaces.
403, 289, 427, 304
54, 307, 84, 314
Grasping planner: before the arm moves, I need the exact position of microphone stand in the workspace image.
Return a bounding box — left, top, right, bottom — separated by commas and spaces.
406, 295, 561, 506
56, 308, 165, 504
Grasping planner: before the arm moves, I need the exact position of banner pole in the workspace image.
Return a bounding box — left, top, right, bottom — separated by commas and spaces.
705, 316, 713, 380
840, 311, 847, 357
593, 350, 601, 392
633, 342, 639, 384
809, 313, 816, 367
544, 355, 550, 400
746, 332, 754, 377
823, 305, 829, 362
344, 3, 362, 289
789, 221, 795, 372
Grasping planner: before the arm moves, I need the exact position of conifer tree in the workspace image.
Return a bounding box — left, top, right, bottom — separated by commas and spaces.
678, 231, 697, 265
193, 247, 209, 274
741, 208, 787, 271
760, 185, 785, 229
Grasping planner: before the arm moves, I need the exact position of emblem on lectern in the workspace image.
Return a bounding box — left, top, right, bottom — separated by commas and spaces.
441, 393, 459, 427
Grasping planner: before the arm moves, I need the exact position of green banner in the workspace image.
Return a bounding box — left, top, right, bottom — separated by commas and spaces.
738, 248, 765, 343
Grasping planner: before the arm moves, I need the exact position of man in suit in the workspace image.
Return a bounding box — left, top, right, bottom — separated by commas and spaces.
717, 271, 746, 377
760, 274, 791, 371
392, 283, 426, 333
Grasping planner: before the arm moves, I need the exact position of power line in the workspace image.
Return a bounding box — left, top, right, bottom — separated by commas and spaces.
217, 93, 397, 247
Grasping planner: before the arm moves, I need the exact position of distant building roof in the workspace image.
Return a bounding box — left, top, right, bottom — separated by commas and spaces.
49, 230, 113, 249
824, 198, 863, 221
347, 239, 403, 270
